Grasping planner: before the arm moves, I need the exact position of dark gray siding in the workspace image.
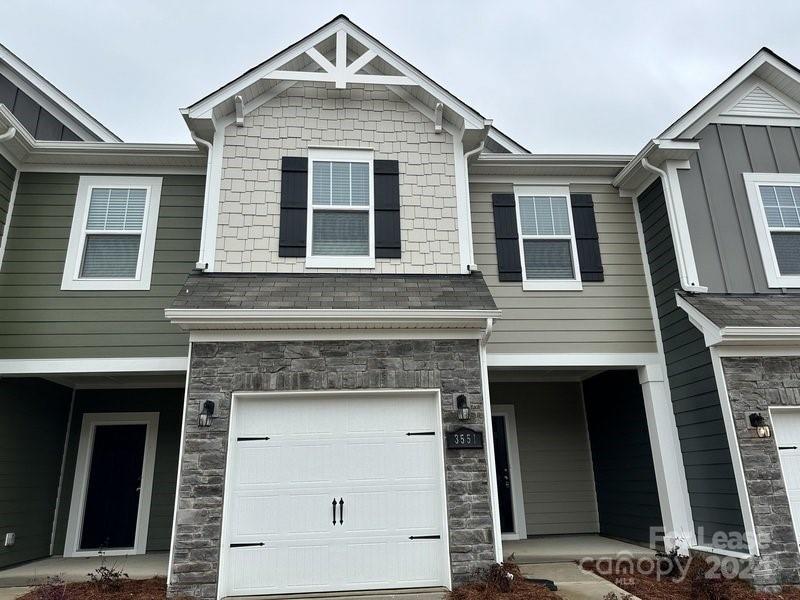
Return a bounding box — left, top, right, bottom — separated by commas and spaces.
0, 73, 82, 141
0, 172, 204, 359
52, 388, 182, 554
638, 180, 746, 548
679, 124, 800, 294
583, 370, 662, 544
0, 378, 71, 568
0, 154, 14, 237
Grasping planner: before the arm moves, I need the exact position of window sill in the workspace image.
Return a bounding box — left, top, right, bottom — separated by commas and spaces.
60, 277, 152, 291
522, 279, 583, 291
305, 256, 376, 269
766, 274, 800, 289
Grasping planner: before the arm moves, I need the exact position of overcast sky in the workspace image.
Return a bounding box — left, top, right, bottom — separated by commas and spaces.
4, 0, 800, 153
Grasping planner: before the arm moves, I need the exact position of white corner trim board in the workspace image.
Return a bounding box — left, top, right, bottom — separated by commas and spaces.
63, 412, 159, 557
486, 352, 661, 368
0, 169, 20, 270
0, 356, 189, 375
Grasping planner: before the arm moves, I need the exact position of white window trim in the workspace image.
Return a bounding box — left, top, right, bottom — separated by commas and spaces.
743, 172, 800, 289
63, 411, 159, 557
513, 185, 582, 291
61, 175, 162, 290
306, 147, 375, 269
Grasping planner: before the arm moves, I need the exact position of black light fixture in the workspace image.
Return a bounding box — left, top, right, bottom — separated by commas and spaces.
199, 400, 216, 428
456, 395, 470, 421
749, 413, 771, 439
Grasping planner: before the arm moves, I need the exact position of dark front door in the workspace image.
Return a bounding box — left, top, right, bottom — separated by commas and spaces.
492, 415, 515, 533
80, 424, 147, 550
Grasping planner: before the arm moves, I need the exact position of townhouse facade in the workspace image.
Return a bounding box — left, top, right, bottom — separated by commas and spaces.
0, 15, 799, 599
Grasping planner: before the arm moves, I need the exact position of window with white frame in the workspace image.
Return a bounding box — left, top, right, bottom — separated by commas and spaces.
744, 173, 800, 288
61, 176, 162, 290
306, 148, 374, 268
514, 186, 582, 291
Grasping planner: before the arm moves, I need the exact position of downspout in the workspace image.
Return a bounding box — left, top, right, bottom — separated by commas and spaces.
461, 127, 488, 273
640, 158, 706, 292
191, 131, 213, 270
479, 317, 503, 562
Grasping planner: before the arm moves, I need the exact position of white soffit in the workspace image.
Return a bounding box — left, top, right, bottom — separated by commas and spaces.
182, 15, 487, 132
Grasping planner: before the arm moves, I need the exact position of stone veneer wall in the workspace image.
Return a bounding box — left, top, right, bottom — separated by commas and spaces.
721, 356, 800, 590
168, 339, 494, 599
215, 82, 461, 274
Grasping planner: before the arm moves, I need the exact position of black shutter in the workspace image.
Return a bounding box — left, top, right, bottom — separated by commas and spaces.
374, 159, 401, 258
278, 157, 308, 257
570, 194, 604, 282
491, 193, 522, 281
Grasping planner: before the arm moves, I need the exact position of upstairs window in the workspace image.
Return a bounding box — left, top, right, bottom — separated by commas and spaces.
744, 173, 800, 288
62, 176, 162, 290
514, 186, 582, 290
306, 148, 374, 268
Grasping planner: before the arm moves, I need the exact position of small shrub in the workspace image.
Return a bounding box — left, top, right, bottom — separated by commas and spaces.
86, 550, 129, 591
30, 575, 67, 600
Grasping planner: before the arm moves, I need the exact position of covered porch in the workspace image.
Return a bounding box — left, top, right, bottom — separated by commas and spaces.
489, 365, 684, 563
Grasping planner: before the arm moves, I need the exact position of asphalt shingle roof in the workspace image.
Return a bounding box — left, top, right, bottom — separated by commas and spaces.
678, 292, 800, 328
171, 271, 498, 312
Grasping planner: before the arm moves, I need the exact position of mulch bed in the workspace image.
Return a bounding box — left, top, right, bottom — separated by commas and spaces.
447, 562, 561, 600
583, 556, 800, 600
18, 577, 169, 600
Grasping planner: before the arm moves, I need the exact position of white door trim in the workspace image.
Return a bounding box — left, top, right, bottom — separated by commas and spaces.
491, 405, 527, 541
217, 388, 451, 599
63, 411, 159, 557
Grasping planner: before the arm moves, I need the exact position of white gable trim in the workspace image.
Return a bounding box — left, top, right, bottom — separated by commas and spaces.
184, 16, 486, 130
0, 42, 120, 142
660, 49, 800, 140
720, 80, 800, 119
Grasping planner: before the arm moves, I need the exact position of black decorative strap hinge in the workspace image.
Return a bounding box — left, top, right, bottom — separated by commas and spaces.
237, 436, 271, 442
409, 535, 440, 540
779, 445, 798, 450
230, 542, 265, 548
406, 431, 435, 436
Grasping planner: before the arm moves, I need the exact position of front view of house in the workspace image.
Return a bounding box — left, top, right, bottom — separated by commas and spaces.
2, 15, 800, 599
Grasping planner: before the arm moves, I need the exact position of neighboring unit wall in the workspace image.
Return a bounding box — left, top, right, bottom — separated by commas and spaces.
637, 180, 747, 548
0, 377, 71, 568
52, 388, 182, 554
679, 124, 800, 294
0, 173, 204, 359
471, 183, 657, 354
0, 154, 14, 242
583, 370, 662, 545
215, 82, 460, 274
490, 381, 599, 535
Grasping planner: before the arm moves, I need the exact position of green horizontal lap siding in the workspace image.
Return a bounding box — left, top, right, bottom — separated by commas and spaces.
0, 378, 71, 568
583, 370, 662, 544
638, 180, 746, 548
0, 155, 15, 237
0, 172, 204, 359
53, 388, 182, 554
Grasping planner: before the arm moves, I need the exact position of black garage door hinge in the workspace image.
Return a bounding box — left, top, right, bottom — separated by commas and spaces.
406, 431, 435, 436
779, 445, 798, 450
237, 436, 271, 441
230, 542, 265, 548
409, 535, 440, 540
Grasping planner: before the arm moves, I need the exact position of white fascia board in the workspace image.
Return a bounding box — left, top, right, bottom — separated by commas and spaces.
612, 139, 700, 190
0, 42, 120, 142
486, 352, 661, 368
0, 356, 188, 375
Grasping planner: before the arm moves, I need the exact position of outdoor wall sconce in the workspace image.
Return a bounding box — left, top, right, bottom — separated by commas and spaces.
199, 400, 216, 428
749, 413, 771, 438
456, 395, 470, 421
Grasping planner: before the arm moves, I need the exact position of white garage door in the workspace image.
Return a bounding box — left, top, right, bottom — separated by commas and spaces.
773, 409, 800, 549
220, 391, 449, 597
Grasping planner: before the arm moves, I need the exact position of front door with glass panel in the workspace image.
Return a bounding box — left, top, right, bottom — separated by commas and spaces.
79, 424, 147, 551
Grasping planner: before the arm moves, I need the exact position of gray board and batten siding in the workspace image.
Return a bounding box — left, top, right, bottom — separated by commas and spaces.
637, 179, 747, 548
679, 123, 800, 294
0, 172, 204, 359
470, 182, 658, 355
0, 73, 83, 141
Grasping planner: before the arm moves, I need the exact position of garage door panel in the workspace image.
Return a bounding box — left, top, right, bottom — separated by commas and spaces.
343, 541, 392, 585
772, 410, 800, 553
395, 539, 446, 585
231, 492, 279, 537
396, 439, 440, 479
229, 547, 279, 594
396, 489, 443, 531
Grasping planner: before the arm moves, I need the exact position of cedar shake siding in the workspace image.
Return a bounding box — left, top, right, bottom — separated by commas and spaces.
215, 82, 461, 274
637, 179, 747, 548
470, 182, 657, 354
679, 124, 800, 294
0, 378, 71, 568
0, 172, 204, 359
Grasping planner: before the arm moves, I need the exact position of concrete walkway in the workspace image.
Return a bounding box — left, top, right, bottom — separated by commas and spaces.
520, 563, 639, 600
0, 552, 168, 587
505, 534, 654, 564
